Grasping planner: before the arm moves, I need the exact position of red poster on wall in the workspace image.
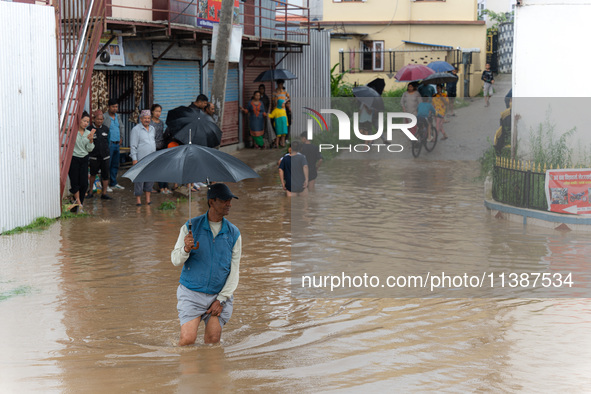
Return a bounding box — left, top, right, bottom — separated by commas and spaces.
197, 0, 240, 29
545, 169, 591, 214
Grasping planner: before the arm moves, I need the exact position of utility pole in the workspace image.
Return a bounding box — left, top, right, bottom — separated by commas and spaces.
210, 0, 234, 129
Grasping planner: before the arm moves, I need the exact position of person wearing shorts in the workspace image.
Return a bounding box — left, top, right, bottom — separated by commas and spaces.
278, 140, 308, 197
88, 110, 112, 200
171, 183, 242, 346
482, 63, 495, 107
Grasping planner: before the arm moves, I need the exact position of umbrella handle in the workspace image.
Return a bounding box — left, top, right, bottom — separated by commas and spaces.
187, 223, 198, 250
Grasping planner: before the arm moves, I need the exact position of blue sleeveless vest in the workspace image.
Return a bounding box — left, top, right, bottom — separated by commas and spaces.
179, 213, 240, 294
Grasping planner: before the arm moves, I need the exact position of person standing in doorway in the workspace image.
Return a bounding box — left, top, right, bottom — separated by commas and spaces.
171, 183, 242, 346
259, 84, 271, 146
240, 91, 267, 150
482, 63, 495, 107
259, 84, 270, 115
103, 98, 125, 191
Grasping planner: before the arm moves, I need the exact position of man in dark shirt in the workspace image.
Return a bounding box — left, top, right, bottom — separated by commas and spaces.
190, 94, 209, 112
299, 132, 323, 191
278, 141, 308, 197
481, 63, 495, 107
258, 84, 272, 147
446, 67, 458, 116
88, 110, 112, 200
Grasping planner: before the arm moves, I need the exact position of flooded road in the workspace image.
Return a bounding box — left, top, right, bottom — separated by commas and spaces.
2, 158, 591, 393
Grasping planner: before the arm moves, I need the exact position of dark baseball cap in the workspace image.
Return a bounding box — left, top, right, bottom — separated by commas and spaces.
207, 183, 238, 201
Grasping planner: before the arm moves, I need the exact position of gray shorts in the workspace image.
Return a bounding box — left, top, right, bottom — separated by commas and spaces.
177, 284, 233, 327
134, 181, 154, 196
483, 82, 494, 97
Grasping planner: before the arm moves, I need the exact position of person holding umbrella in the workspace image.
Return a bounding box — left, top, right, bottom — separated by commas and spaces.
171, 183, 242, 346
273, 79, 291, 139
446, 67, 458, 116
130, 110, 156, 206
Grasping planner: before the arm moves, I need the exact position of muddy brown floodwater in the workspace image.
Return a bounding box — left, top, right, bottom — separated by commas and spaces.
2, 158, 591, 393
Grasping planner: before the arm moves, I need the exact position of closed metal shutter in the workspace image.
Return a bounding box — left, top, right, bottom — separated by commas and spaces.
153, 60, 201, 125
207, 65, 239, 146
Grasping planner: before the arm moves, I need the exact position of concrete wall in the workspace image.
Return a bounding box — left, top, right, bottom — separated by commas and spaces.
323, 0, 478, 22
0, 2, 61, 232
512, 1, 591, 162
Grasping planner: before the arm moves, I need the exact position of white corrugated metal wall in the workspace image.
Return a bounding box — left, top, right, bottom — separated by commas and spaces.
0, 2, 60, 233
277, 30, 331, 136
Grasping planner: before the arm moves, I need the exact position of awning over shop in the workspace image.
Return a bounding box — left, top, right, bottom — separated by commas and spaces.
402, 40, 454, 50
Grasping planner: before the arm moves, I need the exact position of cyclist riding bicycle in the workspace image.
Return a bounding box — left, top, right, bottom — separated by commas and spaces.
416, 97, 436, 142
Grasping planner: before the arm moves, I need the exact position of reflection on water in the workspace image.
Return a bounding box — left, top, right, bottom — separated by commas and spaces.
1, 159, 591, 392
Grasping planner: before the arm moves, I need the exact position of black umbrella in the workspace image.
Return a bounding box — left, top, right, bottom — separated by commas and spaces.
123, 144, 259, 184
367, 78, 386, 95
165, 106, 222, 147
254, 69, 297, 82
421, 72, 458, 86
352, 85, 385, 112
123, 144, 260, 220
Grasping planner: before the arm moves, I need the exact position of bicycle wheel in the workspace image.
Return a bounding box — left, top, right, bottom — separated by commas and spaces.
424, 120, 438, 152
411, 140, 422, 157
411, 128, 423, 158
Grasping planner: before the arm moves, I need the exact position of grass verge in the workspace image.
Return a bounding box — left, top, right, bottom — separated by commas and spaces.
1, 204, 90, 235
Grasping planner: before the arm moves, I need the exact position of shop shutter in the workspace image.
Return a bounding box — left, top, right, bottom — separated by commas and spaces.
153, 60, 201, 125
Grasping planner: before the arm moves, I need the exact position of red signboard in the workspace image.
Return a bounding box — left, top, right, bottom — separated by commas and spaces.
197, 0, 240, 29
546, 169, 591, 214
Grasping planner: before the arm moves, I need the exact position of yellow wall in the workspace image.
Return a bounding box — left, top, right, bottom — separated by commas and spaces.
330, 23, 487, 97
323, 0, 478, 23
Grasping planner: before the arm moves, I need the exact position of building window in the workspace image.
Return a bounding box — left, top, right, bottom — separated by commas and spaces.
361, 40, 384, 71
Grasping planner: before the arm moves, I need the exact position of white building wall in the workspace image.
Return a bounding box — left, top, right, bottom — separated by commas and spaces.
0, 2, 61, 233
512, 1, 591, 161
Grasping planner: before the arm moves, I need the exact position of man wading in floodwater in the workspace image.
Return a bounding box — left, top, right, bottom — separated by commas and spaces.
171, 183, 242, 346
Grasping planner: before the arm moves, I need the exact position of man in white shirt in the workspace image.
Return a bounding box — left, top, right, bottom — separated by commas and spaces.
171, 183, 242, 346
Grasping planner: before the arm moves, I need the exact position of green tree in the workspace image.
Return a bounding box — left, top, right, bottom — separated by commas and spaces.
481, 9, 513, 30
